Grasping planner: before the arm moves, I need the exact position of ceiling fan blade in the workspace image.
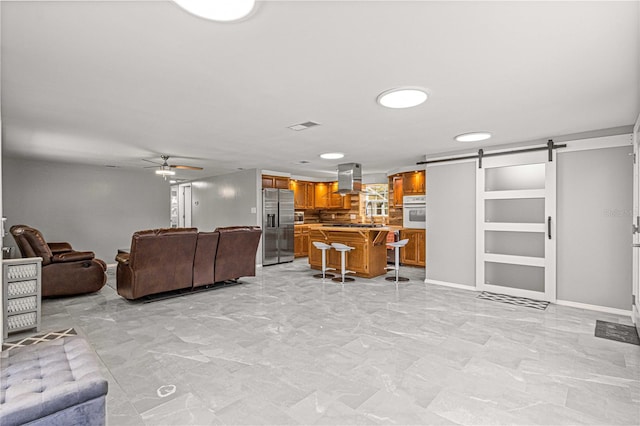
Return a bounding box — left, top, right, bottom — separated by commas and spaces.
170, 165, 203, 170
143, 165, 160, 169
141, 158, 162, 165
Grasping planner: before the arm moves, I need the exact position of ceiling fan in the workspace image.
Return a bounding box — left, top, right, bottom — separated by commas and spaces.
143, 155, 203, 178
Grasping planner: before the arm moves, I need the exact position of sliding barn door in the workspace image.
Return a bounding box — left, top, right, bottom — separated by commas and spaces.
632, 114, 640, 329
476, 151, 556, 302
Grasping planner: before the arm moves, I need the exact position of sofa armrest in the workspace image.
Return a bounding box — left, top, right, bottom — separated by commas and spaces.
48, 242, 74, 254
115, 252, 130, 265
52, 251, 95, 263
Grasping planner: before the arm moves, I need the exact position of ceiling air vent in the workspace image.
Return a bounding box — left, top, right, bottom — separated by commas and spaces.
287, 121, 320, 131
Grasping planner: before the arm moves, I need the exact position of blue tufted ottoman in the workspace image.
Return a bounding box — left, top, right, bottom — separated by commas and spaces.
0, 336, 108, 426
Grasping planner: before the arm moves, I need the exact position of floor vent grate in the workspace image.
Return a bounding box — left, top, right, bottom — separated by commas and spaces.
477, 291, 549, 310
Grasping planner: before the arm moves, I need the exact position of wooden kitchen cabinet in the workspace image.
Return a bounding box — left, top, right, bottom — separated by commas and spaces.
314, 183, 329, 209
262, 175, 290, 189
389, 174, 404, 207
314, 182, 350, 209
290, 180, 315, 209
399, 228, 426, 267
328, 182, 351, 209
309, 227, 389, 277
294, 225, 310, 257
402, 170, 426, 195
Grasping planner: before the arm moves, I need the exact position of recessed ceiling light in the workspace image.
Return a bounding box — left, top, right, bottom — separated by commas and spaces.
377, 87, 428, 109
320, 152, 344, 160
172, 0, 255, 22
455, 132, 492, 142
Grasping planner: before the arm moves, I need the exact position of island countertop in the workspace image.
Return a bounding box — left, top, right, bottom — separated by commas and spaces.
316, 225, 391, 232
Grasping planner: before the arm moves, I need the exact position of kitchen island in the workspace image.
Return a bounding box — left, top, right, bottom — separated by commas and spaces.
308, 225, 390, 278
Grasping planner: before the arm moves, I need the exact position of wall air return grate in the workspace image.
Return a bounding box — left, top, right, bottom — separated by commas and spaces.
287, 121, 320, 131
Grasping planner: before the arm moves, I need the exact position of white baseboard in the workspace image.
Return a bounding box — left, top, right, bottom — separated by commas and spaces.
423, 281, 633, 318
556, 299, 632, 318
425, 278, 477, 292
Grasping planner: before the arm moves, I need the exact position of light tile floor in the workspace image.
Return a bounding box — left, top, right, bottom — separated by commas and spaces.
24, 260, 640, 425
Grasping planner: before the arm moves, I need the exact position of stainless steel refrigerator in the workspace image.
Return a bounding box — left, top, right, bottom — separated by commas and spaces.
262, 188, 295, 265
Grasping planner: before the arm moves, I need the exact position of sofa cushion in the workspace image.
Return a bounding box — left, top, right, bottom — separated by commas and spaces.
193, 231, 220, 288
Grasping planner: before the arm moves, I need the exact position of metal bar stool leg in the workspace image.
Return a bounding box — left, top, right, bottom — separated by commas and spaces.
385, 239, 410, 283
312, 242, 335, 279
331, 243, 355, 283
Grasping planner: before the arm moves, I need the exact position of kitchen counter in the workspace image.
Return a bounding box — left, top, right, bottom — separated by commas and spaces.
308, 226, 390, 278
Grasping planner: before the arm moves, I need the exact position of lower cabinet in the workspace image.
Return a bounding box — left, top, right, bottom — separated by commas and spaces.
400, 229, 426, 267
294, 225, 310, 257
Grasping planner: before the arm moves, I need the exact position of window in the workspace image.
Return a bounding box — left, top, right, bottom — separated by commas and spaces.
362, 184, 389, 217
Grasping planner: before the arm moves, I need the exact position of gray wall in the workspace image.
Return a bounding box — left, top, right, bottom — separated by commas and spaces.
2, 157, 170, 263
557, 146, 633, 310
190, 168, 260, 231
426, 161, 476, 287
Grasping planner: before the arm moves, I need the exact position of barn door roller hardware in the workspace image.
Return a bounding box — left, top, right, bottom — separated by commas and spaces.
417, 139, 566, 168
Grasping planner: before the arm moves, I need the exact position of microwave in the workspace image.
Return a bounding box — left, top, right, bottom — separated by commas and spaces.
403, 195, 426, 229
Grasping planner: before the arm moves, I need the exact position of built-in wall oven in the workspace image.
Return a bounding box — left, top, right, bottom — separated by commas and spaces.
403, 195, 426, 229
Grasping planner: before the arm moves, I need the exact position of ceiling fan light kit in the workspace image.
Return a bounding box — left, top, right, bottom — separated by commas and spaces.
320, 152, 344, 160
155, 168, 176, 176
146, 155, 203, 179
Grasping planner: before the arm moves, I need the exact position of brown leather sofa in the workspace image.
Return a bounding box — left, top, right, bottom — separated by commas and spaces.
115, 228, 198, 300
10, 225, 107, 297
117, 226, 262, 300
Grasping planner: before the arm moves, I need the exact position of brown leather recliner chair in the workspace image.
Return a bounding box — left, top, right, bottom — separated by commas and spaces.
116, 228, 198, 300
10, 225, 107, 297
213, 226, 262, 283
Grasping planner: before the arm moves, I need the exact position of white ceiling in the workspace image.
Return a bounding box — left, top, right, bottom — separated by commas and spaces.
2, 0, 639, 180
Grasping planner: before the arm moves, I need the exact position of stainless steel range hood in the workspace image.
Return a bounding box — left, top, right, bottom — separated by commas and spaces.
336, 163, 362, 195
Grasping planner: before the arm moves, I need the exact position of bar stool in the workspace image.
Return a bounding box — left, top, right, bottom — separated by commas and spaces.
385, 238, 410, 283
312, 241, 335, 279
331, 242, 356, 283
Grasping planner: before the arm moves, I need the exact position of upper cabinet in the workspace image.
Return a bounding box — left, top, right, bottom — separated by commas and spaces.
390, 174, 404, 207
314, 183, 329, 209
262, 175, 290, 189
328, 182, 351, 209
403, 170, 426, 195
290, 180, 315, 209
313, 182, 350, 210
389, 170, 426, 207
